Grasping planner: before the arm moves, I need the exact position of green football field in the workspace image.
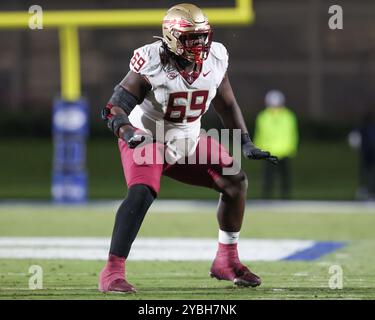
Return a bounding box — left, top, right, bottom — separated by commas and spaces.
0, 203, 374, 300
0, 138, 359, 200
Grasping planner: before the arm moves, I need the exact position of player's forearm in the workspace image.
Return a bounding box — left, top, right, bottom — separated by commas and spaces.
101, 104, 133, 140
110, 106, 133, 139
101, 83, 139, 138
213, 73, 249, 135
215, 101, 248, 134
225, 103, 248, 134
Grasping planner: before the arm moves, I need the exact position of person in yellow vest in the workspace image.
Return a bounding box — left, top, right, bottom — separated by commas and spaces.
254, 90, 299, 199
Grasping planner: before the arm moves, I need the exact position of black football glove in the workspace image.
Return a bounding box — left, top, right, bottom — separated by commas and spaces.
122, 126, 153, 149
241, 133, 279, 165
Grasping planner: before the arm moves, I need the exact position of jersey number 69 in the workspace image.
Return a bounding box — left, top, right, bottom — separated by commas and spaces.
130, 52, 146, 72
165, 91, 209, 123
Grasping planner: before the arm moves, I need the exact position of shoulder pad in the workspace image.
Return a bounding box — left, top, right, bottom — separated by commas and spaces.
209, 42, 229, 62
129, 41, 162, 76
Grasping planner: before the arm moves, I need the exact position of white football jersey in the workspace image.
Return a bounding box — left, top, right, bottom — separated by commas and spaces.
127, 40, 228, 160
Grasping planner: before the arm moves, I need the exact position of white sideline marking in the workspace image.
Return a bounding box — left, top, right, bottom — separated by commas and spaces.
1, 200, 374, 214
149, 200, 375, 214
0, 237, 315, 261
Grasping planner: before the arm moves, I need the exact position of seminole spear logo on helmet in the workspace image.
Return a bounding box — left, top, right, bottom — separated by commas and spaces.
162, 3, 213, 65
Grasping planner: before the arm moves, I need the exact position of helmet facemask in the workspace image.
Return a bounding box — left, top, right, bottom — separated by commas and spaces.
175, 30, 213, 65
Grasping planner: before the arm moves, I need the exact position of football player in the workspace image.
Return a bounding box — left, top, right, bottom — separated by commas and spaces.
99, 3, 277, 293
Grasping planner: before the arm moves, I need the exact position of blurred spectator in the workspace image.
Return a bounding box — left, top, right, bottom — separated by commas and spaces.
348, 110, 375, 200
254, 90, 299, 199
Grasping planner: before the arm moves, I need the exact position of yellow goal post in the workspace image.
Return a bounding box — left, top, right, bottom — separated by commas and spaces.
0, 0, 254, 101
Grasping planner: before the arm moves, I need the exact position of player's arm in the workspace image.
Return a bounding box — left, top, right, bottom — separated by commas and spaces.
101, 71, 152, 148
212, 73, 278, 164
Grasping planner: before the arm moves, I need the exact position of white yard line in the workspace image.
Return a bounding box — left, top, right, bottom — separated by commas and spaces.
0, 200, 374, 214
0, 237, 315, 261
152, 200, 375, 214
